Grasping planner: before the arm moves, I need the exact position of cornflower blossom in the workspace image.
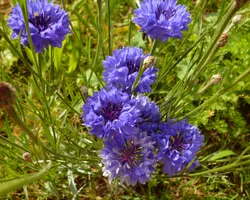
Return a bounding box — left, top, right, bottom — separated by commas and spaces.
132, 95, 160, 131
8, 0, 70, 53
155, 119, 204, 177
82, 88, 141, 139
133, 0, 191, 42
100, 132, 156, 186
103, 47, 158, 94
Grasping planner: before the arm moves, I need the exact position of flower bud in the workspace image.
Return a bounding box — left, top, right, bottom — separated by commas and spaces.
211, 74, 222, 85
23, 152, 32, 162
232, 14, 242, 25
142, 56, 156, 70
216, 33, 228, 48
0, 82, 15, 109
81, 85, 89, 99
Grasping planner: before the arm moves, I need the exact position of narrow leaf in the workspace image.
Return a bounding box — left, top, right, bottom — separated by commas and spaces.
208, 150, 236, 161
0, 163, 51, 197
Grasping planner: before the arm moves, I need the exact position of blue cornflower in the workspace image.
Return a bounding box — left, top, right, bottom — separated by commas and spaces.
8, 0, 70, 53
132, 95, 160, 131
82, 88, 141, 139
103, 47, 158, 94
133, 0, 191, 42
155, 119, 204, 177
100, 132, 156, 186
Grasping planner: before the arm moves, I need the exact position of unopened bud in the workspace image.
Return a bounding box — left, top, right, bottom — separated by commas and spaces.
142, 56, 156, 70
211, 74, 222, 84
216, 33, 228, 48
232, 14, 242, 25
0, 82, 15, 109
23, 152, 32, 162
81, 85, 89, 99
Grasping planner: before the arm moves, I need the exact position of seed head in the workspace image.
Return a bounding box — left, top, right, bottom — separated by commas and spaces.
211, 74, 222, 85
23, 152, 32, 162
216, 33, 228, 48
232, 14, 242, 25
0, 82, 16, 109
142, 56, 156, 70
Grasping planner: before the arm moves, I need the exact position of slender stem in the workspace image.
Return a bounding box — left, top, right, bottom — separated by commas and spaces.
0, 30, 79, 114
5, 106, 37, 143
3, 105, 76, 159
87, 0, 105, 88
189, 159, 250, 177
128, 19, 132, 45
234, 145, 250, 164
131, 62, 144, 93
191, 1, 239, 82
107, 0, 111, 55
201, 154, 250, 163
183, 67, 250, 118
97, 0, 104, 58
61, 0, 103, 87
50, 48, 55, 81
150, 40, 157, 55
154, 29, 209, 90
20, 0, 39, 68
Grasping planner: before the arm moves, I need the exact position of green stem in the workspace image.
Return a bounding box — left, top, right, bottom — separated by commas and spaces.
189, 159, 250, 177
191, 1, 239, 82
107, 0, 111, 55
61, 0, 103, 87
87, 0, 104, 88
0, 29, 79, 115
5, 106, 37, 144
234, 145, 250, 164
183, 67, 250, 118
128, 19, 132, 45
202, 154, 250, 163
19, 0, 39, 68
97, 0, 104, 58
131, 62, 144, 93
4, 105, 47, 160
150, 40, 157, 55
154, 28, 209, 90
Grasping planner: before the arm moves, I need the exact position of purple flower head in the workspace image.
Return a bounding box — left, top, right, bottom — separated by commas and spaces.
135, 95, 160, 123
133, 0, 191, 42
100, 132, 156, 186
8, 0, 70, 53
82, 88, 141, 139
103, 47, 158, 94
131, 95, 160, 133
156, 119, 204, 177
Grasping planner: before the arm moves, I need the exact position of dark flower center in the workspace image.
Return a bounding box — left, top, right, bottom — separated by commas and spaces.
102, 102, 123, 122
120, 141, 143, 167
126, 60, 140, 74
162, 10, 176, 20
29, 12, 51, 32
169, 133, 189, 153
155, 5, 176, 20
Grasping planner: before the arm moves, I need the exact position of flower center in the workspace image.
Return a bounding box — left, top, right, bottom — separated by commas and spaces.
120, 141, 143, 167
162, 10, 176, 20
155, 4, 176, 20
126, 60, 140, 74
29, 12, 51, 32
169, 133, 189, 153
102, 102, 123, 122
